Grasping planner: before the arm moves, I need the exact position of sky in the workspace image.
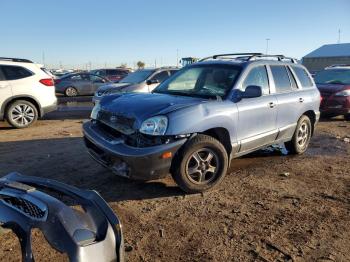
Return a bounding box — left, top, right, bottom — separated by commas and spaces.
1, 0, 349, 69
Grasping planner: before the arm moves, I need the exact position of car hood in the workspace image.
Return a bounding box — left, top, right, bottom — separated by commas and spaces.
98, 82, 132, 92
316, 83, 347, 94
99, 92, 206, 125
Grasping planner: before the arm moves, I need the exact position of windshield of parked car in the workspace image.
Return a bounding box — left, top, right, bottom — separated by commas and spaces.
153, 64, 242, 99
119, 69, 154, 84
314, 69, 350, 85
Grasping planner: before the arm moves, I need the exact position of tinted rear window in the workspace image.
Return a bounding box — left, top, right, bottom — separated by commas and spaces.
1, 65, 33, 80
314, 69, 350, 85
292, 66, 313, 88
270, 65, 292, 93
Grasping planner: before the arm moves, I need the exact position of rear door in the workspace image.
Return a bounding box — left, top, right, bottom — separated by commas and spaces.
71, 74, 92, 95
270, 65, 302, 140
236, 65, 278, 152
0, 66, 13, 115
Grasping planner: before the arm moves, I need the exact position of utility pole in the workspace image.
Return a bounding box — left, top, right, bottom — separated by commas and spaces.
176, 49, 179, 68
154, 59, 157, 68
265, 38, 270, 55
42, 51, 45, 67
338, 29, 341, 44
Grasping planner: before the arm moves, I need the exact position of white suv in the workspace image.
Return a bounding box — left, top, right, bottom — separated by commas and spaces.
0, 57, 57, 128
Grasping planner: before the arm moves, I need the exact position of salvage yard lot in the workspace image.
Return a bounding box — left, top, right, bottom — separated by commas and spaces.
0, 111, 349, 261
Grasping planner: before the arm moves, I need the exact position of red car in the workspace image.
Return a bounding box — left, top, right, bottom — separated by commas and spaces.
315, 67, 350, 120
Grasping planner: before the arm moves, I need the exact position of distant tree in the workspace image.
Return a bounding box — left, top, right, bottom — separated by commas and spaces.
137, 61, 145, 69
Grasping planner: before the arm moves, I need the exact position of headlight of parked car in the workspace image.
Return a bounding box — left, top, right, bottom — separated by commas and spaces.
335, 90, 350, 96
90, 102, 101, 119
140, 116, 168, 136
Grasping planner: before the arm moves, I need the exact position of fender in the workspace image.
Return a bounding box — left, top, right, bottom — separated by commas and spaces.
0, 95, 43, 120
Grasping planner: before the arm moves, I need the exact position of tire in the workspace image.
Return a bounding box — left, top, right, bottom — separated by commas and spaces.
285, 115, 312, 154
344, 114, 350, 121
171, 134, 228, 193
65, 87, 78, 97
6, 100, 38, 128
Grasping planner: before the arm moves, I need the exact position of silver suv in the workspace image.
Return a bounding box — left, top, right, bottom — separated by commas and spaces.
83, 53, 321, 193
93, 67, 178, 103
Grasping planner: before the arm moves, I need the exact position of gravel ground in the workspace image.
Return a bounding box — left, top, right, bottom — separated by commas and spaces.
0, 111, 349, 261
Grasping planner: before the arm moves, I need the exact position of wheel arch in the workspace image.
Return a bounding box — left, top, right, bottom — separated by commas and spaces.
302, 110, 316, 135
1, 95, 42, 120
201, 127, 232, 157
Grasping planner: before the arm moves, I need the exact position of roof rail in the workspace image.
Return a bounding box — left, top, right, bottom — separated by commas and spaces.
199, 53, 263, 62
247, 54, 298, 63
0, 57, 33, 63
198, 53, 298, 64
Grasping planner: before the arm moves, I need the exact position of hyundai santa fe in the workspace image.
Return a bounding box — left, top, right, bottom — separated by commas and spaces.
83, 53, 321, 193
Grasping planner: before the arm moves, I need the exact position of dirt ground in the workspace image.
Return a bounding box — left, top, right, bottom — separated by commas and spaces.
0, 109, 349, 261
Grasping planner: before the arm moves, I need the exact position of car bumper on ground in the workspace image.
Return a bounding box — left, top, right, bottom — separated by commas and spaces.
82, 121, 187, 180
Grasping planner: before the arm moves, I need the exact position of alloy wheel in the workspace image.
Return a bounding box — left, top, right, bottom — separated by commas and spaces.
297, 121, 309, 148
185, 148, 219, 185
10, 104, 35, 127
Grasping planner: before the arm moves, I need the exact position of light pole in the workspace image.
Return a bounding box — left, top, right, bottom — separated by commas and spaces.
176, 49, 179, 68
265, 38, 270, 55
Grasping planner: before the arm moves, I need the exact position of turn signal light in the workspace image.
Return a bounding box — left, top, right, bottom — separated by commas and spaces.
161, 152, 172, 159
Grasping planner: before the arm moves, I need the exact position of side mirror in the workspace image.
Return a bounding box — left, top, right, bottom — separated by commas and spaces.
146, 79, 159, 85
241, 85, 262, 99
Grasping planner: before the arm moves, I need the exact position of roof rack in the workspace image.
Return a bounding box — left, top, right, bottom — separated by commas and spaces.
199, 53, 263, 62
0, 57, 33, 63
199, 53, 298, 64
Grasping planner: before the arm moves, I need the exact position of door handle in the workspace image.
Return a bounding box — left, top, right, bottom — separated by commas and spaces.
299, 98, 304, 103
268, 102, 276, 108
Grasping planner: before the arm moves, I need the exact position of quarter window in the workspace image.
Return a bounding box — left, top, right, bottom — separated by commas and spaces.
150, 71, 169, 83
270, 65, 292, 93
242, 66, 270, 95
291, 66, 313, 88
1, 65, 33, 80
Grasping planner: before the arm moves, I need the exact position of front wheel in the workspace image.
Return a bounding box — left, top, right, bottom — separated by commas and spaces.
285, 115, 312, 154
172, 134, 228, 193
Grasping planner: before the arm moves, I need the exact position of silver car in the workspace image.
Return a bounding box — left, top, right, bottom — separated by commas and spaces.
55, 73, 109, 97
93, 67, 177, 103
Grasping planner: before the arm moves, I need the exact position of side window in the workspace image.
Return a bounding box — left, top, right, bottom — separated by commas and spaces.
270, 65, 292, 93
291, 66, 313, 88
91, 75, 106, 83
107, 69, 118, 75
242, 66, 269, 95
96, 70, 105, 77
0, 68, 5, 81
1, 65, 33, 80
151, 71, 169, 83
69, 74, 82, 81
169, 70, 178, 76
287, 67, 298, 89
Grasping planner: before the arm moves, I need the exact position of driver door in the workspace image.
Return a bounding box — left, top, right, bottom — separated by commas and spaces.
91, 75, 108, 93
236, 65, 278, 152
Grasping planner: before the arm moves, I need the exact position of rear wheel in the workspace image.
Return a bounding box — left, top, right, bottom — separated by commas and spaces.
172, 134, 228, 193
65, 87, 78, 97
6, 100, 38, 128
285, 115, 312, 154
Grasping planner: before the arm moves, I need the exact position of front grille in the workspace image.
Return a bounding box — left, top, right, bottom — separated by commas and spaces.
97, 111, 135, 128
2, 196, 46, 219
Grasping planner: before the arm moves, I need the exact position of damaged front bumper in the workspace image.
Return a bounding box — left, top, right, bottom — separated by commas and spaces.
83, 121, 187, 180
0, 172, 124, 262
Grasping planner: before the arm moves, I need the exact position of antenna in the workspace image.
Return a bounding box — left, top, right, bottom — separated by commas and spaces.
338, 29, 341, 44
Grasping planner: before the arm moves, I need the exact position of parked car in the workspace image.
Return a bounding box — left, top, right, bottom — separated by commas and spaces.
93, 67, 178, 103
55, 73, 110, 96
315, 66, 350, 120
0, 57, 57, 128
90, 68, 131, 82
83, 53, 320, 193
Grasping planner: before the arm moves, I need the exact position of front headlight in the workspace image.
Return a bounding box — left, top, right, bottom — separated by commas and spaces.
335, 90, 350, 96
140, 116, 168, 136
90, 102, 101, 119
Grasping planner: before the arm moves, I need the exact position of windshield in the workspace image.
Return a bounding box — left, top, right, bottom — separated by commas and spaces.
153, 64, 242, 99
120, 69, 154, 84
314, 69, 350, 85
